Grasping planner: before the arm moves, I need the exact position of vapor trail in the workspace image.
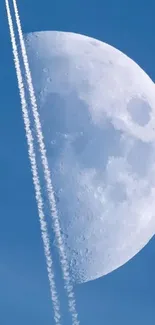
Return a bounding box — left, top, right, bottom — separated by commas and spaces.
5, 1, 61, 324
12, 1, 79, 324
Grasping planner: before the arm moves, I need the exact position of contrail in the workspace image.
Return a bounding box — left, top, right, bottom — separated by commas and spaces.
12, 1, 79, 324
5, 1, 61, 324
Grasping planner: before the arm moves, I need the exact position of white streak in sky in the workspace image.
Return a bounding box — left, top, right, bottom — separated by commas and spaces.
5, 1, 61, 324
12, 1, 79, 324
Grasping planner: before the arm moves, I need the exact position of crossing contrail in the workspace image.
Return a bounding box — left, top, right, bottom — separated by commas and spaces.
12, 1, 79, 324
5, 1, 61, 324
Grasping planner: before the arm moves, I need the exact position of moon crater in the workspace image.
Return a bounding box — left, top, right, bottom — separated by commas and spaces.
127, 97, 151, 126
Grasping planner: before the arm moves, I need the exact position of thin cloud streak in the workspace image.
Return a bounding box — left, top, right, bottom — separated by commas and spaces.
12, 1, 79, 324
5, 1, 61, 324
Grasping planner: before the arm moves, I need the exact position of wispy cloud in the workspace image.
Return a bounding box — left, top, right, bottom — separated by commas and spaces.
10, 0, 79, 323
5, 1, 61, 323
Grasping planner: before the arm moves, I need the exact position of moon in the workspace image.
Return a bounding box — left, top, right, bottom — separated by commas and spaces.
25, 31, 155, 283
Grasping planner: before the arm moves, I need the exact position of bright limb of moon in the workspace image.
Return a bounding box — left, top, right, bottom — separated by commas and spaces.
25, 31, 155, 283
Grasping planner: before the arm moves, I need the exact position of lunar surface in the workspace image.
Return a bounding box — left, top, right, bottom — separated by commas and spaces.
25, 31, 155, 283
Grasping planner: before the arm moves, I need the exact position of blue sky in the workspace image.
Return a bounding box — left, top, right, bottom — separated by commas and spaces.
1, 0, 155, 324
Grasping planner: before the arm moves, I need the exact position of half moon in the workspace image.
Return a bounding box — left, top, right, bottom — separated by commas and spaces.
25, 31, 155, 283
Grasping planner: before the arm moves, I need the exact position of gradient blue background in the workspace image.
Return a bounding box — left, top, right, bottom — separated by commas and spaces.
0, 0, 155, 324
